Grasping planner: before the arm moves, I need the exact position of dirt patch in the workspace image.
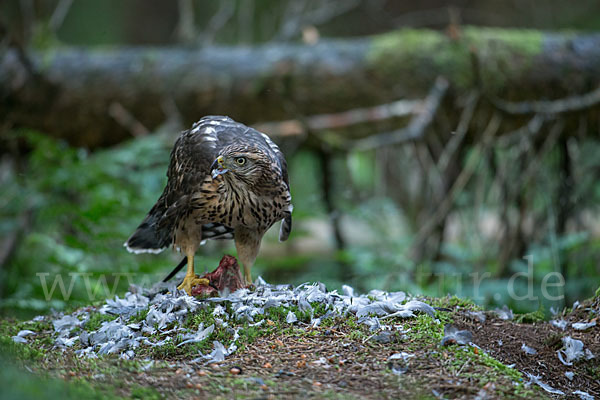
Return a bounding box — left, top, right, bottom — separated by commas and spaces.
225, 326, 399, 399
222, 320, 530, 400
455, 301, 600, 399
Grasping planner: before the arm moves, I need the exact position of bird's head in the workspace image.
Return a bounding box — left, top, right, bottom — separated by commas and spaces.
210, 145, 277, 187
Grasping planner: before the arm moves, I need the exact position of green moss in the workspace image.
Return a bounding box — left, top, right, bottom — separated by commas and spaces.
0, 360, 126, 400
264, 305, 292, 322
85, 313, 118, 332
430, 295, 478, 310
0, 335, 47, 361
368, 27, 545, 91
404, 313, 446, 346
584, 361, 600, 381
185, 306, 216, 330
130, 309, 149, 324
514, 305, 545, 323
463, 27, 544, 56
368, 28, 471, 89
130, 385, 162, 400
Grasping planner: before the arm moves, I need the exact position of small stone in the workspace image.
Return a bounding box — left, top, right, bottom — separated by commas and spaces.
246, 377, 265, 385
274, 369, 295, 378
372, 330, 395, 344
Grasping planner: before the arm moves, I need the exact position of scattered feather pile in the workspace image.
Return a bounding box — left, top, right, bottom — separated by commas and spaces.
492, 305, 514, 320
525, 372, 596, 400
440, 324, 473, 346
524, 372, 565, 395
387, 352, 414, 375
521, 343, 537, 355
557, 336, 595, 366
22, 278, 434, 363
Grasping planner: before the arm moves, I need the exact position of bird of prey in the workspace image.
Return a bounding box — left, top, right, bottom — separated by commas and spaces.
124, 116, 293, 294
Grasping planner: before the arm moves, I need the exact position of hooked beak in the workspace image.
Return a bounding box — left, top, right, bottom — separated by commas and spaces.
211, 155, 229, 179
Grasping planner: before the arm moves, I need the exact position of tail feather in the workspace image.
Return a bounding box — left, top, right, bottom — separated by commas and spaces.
124, 211, 172, 254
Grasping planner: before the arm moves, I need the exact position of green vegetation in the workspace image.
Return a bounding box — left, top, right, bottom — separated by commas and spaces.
1, 132, 599, 318
0, 298, 547, 399
0, 358, 126, 400
0, 131, 223, 317
85, 313, 118, 332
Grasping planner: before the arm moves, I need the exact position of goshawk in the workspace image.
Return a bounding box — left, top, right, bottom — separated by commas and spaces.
125, 116, 293, 294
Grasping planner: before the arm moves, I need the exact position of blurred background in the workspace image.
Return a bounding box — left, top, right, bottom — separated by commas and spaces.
1, 0, 600, 318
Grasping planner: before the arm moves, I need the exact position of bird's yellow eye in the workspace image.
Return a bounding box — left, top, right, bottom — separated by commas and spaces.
234, 157, 246, 166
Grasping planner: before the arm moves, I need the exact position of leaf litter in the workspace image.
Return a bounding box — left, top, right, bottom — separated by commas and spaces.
455, 296, 600, 399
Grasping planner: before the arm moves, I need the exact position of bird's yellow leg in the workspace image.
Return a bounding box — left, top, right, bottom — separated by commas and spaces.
234, 228, 261, 287
177, 251, 209, 295
243, 262, 253, 286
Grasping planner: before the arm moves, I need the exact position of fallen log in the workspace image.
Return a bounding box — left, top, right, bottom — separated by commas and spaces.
2, 27, 600, 147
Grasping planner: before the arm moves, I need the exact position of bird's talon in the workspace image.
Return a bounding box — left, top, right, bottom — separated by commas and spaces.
177, 275, 209, 295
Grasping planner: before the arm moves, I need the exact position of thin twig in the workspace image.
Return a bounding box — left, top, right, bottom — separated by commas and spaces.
201, 0, 236, 47
352, 77, 449, 150
302, 0, 361, 27
496, 114, 546, 147
19, 0, 35, 44
237, 0, 254, 44
276, 0, 309, 41
491, 86, 600, 115
517, 118, 565, 189
410, 112, 502, 255
49, 0, 73, 33
437, 91, 479, 171
254, 98, 421, 138
160, 97, 184, 132
276, 0, 360, 41
176, 0, 196, 44
108, 102, 149, 137
310, 99, 420, 131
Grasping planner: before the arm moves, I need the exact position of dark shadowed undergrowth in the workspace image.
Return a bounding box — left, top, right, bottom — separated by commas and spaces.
1, 132, 598, 320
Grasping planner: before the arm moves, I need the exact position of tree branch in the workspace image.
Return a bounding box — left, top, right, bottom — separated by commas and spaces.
352, 77, 449, 150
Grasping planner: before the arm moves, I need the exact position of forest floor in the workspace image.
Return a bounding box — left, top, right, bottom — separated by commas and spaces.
0, 285, 598, 400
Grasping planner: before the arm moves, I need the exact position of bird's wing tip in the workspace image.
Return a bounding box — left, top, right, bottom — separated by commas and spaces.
123, 241, 166, 254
